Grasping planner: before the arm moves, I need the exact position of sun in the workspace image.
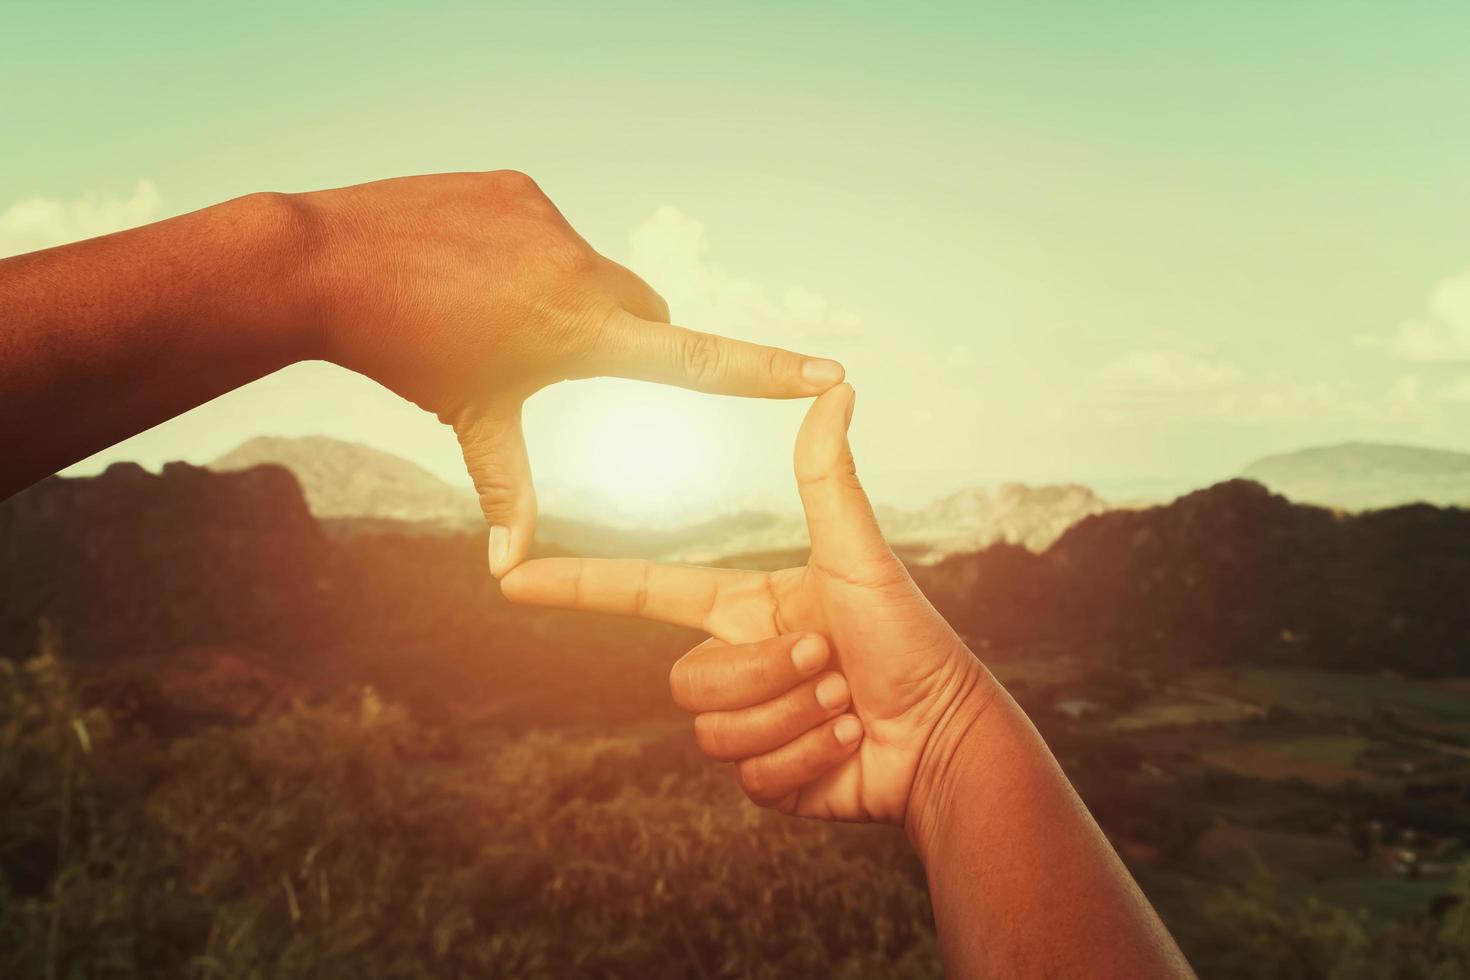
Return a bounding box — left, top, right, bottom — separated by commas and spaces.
527, 380, 718, 523
584, 407, 708, 509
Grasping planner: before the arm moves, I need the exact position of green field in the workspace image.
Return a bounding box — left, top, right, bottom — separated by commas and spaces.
1207, 667, 1470, 726
1200, 734, 1374, 787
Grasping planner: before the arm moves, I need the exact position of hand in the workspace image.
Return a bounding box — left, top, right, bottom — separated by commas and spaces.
293, 171, 846, 575
499, 384, 995, 832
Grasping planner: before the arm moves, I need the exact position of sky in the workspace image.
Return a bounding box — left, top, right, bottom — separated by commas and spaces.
5, 1, 1470, 519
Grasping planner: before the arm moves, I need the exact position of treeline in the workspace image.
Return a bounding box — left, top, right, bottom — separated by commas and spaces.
5, 466, 1469, 702
926, 480, 1470, 675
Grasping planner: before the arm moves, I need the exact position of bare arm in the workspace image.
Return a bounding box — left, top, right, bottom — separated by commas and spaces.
0, 171, 845, 574
908, 680, 1193, 978
0, 193, 311, 494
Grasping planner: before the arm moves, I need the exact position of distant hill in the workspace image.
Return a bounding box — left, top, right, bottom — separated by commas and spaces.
6, 466, 1470, 717
0, 461, 335, 663
884, 483, 1110, 558
660, 484, 1110, 563
210, 436, 481, 526
0, 461, 690, 727
926, 479, 1470, 675
1242, 442, 1470, 511
208, 435, 1107, 561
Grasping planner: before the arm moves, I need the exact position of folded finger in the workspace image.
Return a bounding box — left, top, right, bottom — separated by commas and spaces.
736, 714, 864, 805
670, 634, 831, 712
694, 671, 851, 761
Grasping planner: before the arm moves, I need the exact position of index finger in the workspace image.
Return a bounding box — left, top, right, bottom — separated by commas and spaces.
590, 311, 845, 399
499, 557, 771, 638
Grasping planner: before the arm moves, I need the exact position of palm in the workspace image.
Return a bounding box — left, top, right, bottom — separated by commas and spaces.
708, 562, 963, 820
502, 385, 966, 824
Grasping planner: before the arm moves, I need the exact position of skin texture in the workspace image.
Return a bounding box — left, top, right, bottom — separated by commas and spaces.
0, 171, 845, 575
501, 386, 1197, 979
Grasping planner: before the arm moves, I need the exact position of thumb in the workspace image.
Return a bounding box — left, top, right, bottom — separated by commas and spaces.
453, 399, 537, 578
794, 384, 900, 581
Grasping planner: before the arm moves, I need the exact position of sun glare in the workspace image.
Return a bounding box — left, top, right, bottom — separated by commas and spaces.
586, 409, 708, 508
529, 381, 721, 523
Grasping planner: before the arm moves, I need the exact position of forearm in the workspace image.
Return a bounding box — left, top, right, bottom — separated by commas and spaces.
908, 673, 1194, 979
0, 192, 316, 497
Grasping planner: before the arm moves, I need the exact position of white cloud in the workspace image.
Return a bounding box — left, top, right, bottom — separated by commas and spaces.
1358, 267, 1470, 362
0, 180, 162, 258
626, 206, 860, 343
1098, 349, 1238, 393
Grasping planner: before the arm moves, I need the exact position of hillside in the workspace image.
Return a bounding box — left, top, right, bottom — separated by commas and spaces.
209, 435, 1108, 561
1242, 441, 1470, 511
209, 435, 482, 525
6, 465, 1470, 683
0, 461, 334, 664
4, 468, 1469, 980
927, 479, 1470, 675
657, 484, 1110, 562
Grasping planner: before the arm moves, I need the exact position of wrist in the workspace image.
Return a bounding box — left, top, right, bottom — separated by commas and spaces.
904, 651, 1004, 863
229, 190, 332, 365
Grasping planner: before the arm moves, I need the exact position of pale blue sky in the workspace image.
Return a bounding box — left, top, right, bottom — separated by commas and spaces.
5, 1, 1470, 514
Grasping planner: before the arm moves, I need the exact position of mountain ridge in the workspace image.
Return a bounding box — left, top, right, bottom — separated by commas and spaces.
1242, 441, 1470, 511
206, 434, 1111, 560
209, 435, 481, 526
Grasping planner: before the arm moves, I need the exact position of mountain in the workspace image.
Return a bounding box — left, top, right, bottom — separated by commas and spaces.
1242, 441, 1470, 511
0, 461, 335, 663
0, 460, 691, 728
207, 435, 1109, 561
209, 435, 481, 526
927, 479, 1470, 675
662, 484, 1110, 563
881, 482, 1110, 559
6, 462, 1470, 735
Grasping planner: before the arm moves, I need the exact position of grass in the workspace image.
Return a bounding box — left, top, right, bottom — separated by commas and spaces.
1222, 667, 1470, 725
1200, 735, 1373, 787
1109, 696, 1264, 732
1296, 876, 1458, 931
4, 653, 1469, 979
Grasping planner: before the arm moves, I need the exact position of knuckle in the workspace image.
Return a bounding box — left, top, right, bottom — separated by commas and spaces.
692, 715, 725, 758
752, 649, 777, 694
679, 331, 725, 386
763, 345, 786, 381
470, 470, 519, 504
542, 235, 595, 274
834, 452, 862, 491
487, 169, 541, 196
555, 302, 617, 366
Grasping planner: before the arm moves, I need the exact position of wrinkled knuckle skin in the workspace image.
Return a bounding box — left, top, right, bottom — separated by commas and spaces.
680, 332, 725, 386
464, 463, 520, 521
763, 346, 785, 383
541, 236, 596, 275
692, 715, 726, 759
754, 649, 778, 694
